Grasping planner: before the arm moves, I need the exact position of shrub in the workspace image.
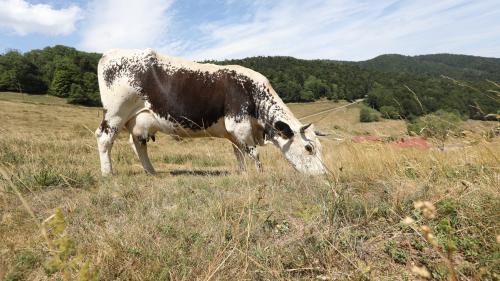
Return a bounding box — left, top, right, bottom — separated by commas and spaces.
407, 110, 463, 141
380, 105, 400, 119
359, 106, 381, 122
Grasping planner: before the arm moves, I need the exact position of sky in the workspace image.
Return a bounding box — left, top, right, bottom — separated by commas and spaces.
0, 0, 499, 61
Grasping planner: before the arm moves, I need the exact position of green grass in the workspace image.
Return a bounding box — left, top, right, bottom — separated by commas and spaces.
0, 91, 69, 106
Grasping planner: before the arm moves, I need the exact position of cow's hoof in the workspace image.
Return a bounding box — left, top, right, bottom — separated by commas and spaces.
144, 170, 156, 175
101, 172, 113, 177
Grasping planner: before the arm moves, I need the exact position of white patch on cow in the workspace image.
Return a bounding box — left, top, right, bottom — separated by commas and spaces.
224, 116, 255, 145
96, 128, 114, 176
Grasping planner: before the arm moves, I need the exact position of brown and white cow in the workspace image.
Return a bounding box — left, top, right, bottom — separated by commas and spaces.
95, 49, 326, 175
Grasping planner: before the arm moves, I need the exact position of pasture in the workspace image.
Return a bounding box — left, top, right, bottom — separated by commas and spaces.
0, 92, 498, 280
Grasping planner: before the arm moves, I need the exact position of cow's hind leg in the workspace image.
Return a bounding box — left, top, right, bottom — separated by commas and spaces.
128, 134, 139, 158
126, 112, 157, 175
129, 134, 156, 175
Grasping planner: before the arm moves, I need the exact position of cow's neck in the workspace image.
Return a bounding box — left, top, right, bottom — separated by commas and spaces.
255, 90, 300, 133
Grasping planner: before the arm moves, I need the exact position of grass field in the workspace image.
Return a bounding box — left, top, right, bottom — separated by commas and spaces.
0, 92, 499, 280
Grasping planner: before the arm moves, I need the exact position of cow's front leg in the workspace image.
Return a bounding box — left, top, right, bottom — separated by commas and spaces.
232, 144, 246, 173
247, 146, 262, 172
226, 117, 263, 173
232, 144, 262, 173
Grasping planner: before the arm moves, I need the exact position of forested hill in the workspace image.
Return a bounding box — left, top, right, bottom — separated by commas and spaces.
210, 56, 372, 102
0, 45, 498, 119
357, 54, 500, 81
214, 55, 499, 119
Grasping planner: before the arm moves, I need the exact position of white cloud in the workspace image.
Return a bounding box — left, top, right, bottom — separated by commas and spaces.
0, 0, 82, 36
78, 0, 175, 52
181, 0, 500, 61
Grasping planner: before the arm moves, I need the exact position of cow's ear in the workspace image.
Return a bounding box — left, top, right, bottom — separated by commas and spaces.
274, 121, 294, 139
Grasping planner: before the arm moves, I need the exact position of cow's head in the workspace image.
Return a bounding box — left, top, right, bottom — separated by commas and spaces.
270, 121, 326, 175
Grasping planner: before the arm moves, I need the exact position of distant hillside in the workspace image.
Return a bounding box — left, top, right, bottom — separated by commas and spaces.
215, 55, 499, 119
357, 53, 500, 81
211, 56, 373, 102
1, 45, 498, 119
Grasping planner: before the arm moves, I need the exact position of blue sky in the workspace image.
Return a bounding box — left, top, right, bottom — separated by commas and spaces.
0, 0, 499, 61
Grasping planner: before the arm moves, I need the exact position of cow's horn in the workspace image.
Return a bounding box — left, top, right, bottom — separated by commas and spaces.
300, 123, 312, 133
315, 130, 329, 136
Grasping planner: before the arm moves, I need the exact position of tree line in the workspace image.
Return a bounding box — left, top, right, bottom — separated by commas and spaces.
1, 45, 498, 119
214, 56, 499, 120
0, 45, 101, 106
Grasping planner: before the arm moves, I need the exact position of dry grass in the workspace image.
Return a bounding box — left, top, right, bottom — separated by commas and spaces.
0, 92, 499, 280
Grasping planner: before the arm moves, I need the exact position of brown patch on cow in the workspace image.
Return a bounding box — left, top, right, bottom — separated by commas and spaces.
103, 53, 157, 88
103, 61, 122, 87
134, 65, 258, 130
99, 108, 110, 134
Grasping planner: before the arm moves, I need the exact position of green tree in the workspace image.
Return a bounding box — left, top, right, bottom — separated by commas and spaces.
67, 72, 100, 106
299, 89, 315, 102
273, 79, 303, 102
303, 75, 331, 100
0, 50, 45, 93
49, 59, 80, 97
328, 83, 339, 101
67, 83, 85, 105
380, 105, 400, 119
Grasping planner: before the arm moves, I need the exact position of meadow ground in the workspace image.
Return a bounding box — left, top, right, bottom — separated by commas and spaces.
0, 92, 498, 280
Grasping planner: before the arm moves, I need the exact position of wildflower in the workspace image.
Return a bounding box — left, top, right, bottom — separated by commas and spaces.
420, 225, 438, 247
411, 265, 431, 279
414, 201, 436, 219
401, 216, 415, 225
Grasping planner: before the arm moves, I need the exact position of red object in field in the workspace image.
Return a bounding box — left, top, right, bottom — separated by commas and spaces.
394, 137, 430, 149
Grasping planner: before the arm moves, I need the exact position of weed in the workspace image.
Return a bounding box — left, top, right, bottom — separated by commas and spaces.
5, 251, 40, 281
384, 240, 409, 264
0, 142, 24, 164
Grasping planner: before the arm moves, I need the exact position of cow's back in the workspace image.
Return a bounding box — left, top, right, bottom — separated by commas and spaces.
98, 49, 268, 130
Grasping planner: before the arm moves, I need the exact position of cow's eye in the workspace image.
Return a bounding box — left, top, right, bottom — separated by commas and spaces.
305, 144, 314, 154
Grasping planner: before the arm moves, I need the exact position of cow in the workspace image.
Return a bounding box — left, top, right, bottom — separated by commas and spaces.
95, 49, 326, 176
